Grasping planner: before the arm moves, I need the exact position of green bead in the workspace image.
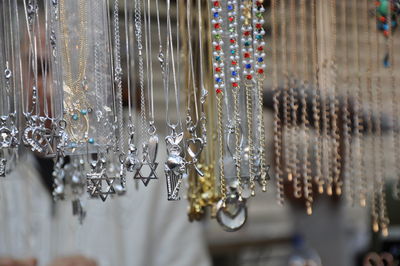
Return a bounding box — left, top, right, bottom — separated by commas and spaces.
215, 34, 221, 39
80, 109, 88, 115
229, 27, 234, 32
378, 0, 389, 16
256, 12, 262, 18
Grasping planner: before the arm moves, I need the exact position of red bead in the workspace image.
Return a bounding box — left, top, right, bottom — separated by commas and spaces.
246, 75, 253, 80
244, 31, 251, 36
380, 16, 386, 22
375, 1, 380, 7
215, 45, 221, 51
384, 30, 389, 37
214, 23, 220, 29
214, 1, 220, 7
257, 68, 264, 74
244, 52, 250, 58
257, 46, 263, 51
229, 17, 234, 22
215, 67, 221, 72
256, 1, 263, 6
230, 39, 235, 44
256, 23, 262, 29
231, 60, 237, 65
216, 88, 222, 94
232, 82, 238, 87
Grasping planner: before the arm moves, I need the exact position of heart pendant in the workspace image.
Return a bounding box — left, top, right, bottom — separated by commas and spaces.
186, 137, 204, 159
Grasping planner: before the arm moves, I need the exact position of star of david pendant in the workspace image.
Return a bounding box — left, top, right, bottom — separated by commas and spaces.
134, 161, 158, 186
134, 135, 159, 186
86, 159, 116, 202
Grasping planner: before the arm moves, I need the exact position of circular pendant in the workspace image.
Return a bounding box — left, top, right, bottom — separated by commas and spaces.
216, 193, 248, 232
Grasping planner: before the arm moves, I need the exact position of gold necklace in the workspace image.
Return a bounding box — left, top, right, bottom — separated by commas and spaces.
59, 0, 91, 145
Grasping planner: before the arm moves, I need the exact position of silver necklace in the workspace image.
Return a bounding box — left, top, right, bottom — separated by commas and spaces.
164, 0, 187, 201
133, 0, 159, 186
185, 0, 205, 177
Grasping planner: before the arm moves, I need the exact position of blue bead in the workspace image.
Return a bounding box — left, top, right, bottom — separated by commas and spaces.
256, 35, 262, 40
257, 57, 264, 62
216, 56, 221, 61
232, 71, 237, 76
245, 64, 252, 69
80, 109, 88, 115
216, 77, 222, 83
72, 114, 78, 120
213, 12, 219, 18
231, 50, 235, 54
383, 23, 389, 30
88, 138, 95, 144
70, 142, 77, 148
228, 5, 233, 10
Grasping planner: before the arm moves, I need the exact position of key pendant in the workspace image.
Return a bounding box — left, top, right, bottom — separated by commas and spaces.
165, 130, 187, 201
72, 199, 86, 224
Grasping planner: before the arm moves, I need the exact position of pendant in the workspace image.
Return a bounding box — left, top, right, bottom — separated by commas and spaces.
72, 199, 86, 224
52, 156, 66, 200
216, 191, 248, 232
134, 135, 159, 186
186, 120, 205, 176
86, 158, 116, 202
0, 157, 6, 177
125, 124, 140, 172
165, 131, 187, 201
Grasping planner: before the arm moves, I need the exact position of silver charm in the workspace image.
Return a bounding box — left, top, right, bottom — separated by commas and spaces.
0, 115, 18, 148
52, 156, 66, 200
185, 117, 204, 176
0, 157, 6, 177
216, 191, 248, 232
165, 130, 187, 201
72, 199, 86, 224
134, 126, 159, 186
113, 154, 127, 195
86, 158, 116, 202
125, 125, 140, 172
134, 140, 158, 186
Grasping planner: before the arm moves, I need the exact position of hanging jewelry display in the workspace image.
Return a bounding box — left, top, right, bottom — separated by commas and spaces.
0, 0, 21, 177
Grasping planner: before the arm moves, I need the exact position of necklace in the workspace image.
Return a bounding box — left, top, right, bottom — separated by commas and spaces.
0, 0, 20, 176
185, 0, 205, 177
59, 0, 91, 147
164, 0, 186, 201
253, 0, 269, 193
271, 0, 284, 205
133, 0, 159, 187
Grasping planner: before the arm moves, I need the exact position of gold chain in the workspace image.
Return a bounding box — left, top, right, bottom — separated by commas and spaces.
300, 0, 312, 214
289, 0, 301, 199
311, 0, 323, 194
272, 0, 284, 205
